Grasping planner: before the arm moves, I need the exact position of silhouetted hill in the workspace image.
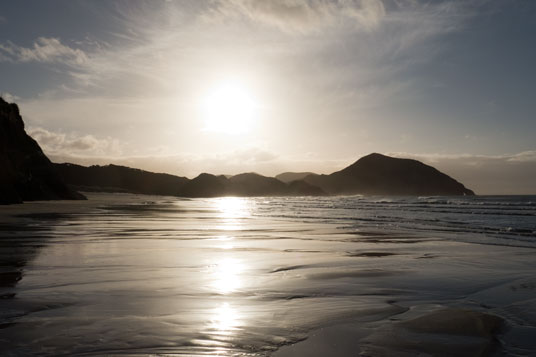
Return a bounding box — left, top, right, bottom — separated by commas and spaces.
305, 153, 475, 196
287, 180, 326, 196
54, 163, 190, 196
53, 154, 474, 198
54, 164, 327, 197
179, 173, 228, 197
228, 173, 288, 196
0, 97, 85, 204
275, 172, 317, 183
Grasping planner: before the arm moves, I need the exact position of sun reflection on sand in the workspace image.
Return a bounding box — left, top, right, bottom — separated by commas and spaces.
214, 197, 251, 230
216, 197, 249, 218
210, 258, 245, 294
204, 197, 252, 346
211, 235, 235, 250
210, 302, 240, 335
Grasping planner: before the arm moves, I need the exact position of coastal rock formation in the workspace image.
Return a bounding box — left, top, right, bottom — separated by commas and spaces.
0, 97, 85, 204
304, 153, 475, 196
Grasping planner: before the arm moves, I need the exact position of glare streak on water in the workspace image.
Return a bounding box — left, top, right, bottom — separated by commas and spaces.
0, 194, 535, 356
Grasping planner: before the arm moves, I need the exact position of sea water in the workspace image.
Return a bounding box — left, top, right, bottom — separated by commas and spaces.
1, 194, 535, 355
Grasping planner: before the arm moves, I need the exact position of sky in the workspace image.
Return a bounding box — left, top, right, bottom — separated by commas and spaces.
1, 0, 535, 194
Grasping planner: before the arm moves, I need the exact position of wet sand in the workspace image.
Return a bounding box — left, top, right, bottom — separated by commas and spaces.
1, 193, 535, 356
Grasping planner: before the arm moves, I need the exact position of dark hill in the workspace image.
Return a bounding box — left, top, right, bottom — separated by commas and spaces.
54, 163, 190, 196
0, 97, 85, 204
54, 164, 327, 197
179, 173, 229, 197
226, 173, 326, 196
228, 173, 288, 196
287, 180, 326, 196
275, 172, 317, 183
53, 154, 474, 197
305, 153, 474, 196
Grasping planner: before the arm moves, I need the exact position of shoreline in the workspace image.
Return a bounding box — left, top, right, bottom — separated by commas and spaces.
1, 193, 535, 356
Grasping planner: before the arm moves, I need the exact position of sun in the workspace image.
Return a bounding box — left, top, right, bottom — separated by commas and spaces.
202, 81, 257, 134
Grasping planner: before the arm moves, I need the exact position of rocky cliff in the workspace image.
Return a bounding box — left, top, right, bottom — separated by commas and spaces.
0, 97, 85, 204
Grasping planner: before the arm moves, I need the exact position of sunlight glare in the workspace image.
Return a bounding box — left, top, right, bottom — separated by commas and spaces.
202, 82, 256, 134
210, 302, 240, 335
216, 197, 248, 219
211, 258, 244, 294
214, 197, 250, 230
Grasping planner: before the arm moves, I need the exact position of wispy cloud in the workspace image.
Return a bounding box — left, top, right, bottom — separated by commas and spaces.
44, 148, 346, 179
28, 127, 123, 157
388, 151, 536, 164
0, 92, 20, 102
205, 0, 386, 33
0, 37, 88, 66
1, 1, 477, 101
507, 150, 536, 163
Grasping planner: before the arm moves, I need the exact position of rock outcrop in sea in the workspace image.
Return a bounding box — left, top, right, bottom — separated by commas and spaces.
0, 97, 86, 204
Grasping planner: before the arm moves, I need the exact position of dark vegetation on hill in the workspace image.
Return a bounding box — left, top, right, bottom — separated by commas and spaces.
0, 97, 85, 204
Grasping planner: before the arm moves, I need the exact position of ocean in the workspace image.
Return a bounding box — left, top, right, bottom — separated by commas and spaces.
1, 193, 535, 356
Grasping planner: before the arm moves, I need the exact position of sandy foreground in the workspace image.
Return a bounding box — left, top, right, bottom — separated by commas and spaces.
1, 193, 535, 356
273, 247, 536, 356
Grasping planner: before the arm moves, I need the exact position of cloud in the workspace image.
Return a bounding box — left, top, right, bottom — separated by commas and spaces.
33, 137, 343, 179
206, 0, 386, 33
342, 0, 386, 29
0, 37, 88, 66
1, 1, 473, 102
388, 151, 536, 164
507, 150, 536, 163
27, 127, 123, 157
0, 92, 21, 102
230, 147, 278, 163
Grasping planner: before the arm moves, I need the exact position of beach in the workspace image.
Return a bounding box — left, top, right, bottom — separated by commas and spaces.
1, 193, 535, 356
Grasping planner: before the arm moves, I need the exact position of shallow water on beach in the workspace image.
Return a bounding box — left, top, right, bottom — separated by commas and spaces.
1, 194, 535, 356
